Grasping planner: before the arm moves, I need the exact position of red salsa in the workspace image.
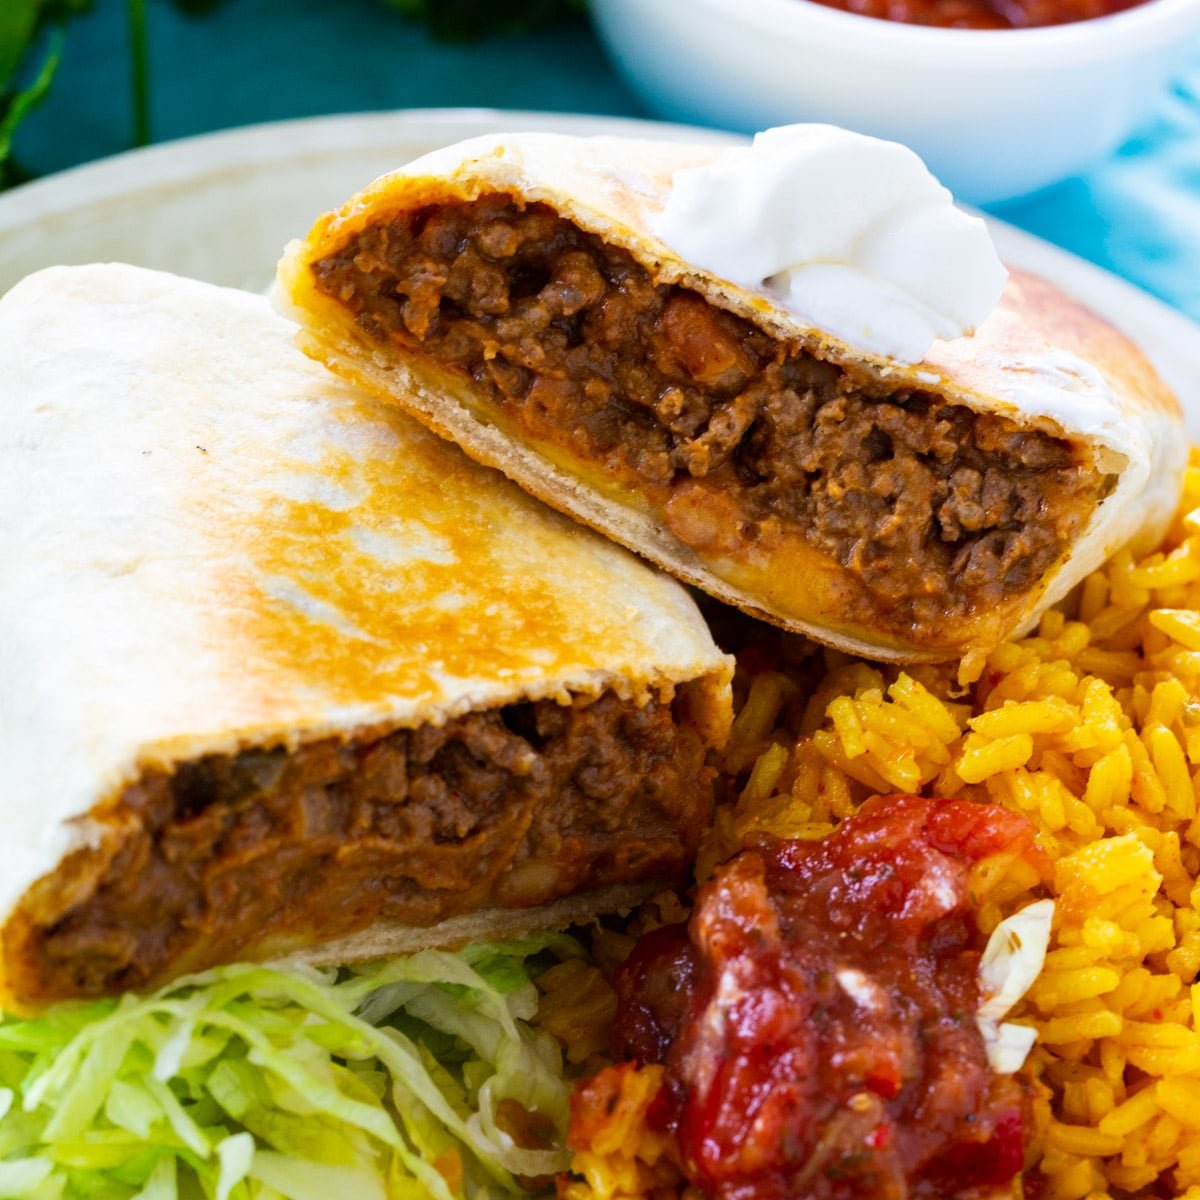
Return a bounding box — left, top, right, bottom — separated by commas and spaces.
606, 794, 1049, 1200
805, 0, 1146, 28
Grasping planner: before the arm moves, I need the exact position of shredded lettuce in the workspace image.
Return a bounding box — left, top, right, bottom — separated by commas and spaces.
0, 934, 582, 1198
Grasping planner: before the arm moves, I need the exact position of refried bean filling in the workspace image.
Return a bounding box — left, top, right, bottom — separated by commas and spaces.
313, 195, 1110, 630
11, 689, 709, 1003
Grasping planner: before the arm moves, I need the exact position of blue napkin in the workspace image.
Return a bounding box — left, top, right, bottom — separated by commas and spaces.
993, 48, 1200, 323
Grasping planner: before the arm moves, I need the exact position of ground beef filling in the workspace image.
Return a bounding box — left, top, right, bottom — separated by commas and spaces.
13, 690, 709, 1002
313, 196, 1107, 628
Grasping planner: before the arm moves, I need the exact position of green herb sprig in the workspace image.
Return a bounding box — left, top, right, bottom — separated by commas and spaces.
0, 0, 89, 187
0, 0, 585, 191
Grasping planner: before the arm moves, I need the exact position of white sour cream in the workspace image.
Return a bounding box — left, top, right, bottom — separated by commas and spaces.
649, 124, 1007, 364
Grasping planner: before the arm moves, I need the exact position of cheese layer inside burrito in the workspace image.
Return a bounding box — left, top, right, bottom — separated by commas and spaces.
0, 264, 732, 1009
280, 132, 1184, 663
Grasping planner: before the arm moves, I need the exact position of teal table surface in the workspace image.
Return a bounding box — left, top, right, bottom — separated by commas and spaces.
11, 0, 1200, 322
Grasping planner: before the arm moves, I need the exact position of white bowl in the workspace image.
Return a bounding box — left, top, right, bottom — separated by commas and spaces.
590, 0, 1200, 204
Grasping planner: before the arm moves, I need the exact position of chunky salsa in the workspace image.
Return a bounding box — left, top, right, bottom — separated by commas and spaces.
599, 793, 1050, 1200
804, 0, 1145, 29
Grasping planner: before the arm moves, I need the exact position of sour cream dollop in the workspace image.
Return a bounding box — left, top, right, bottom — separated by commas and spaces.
650, 124, 1008, 364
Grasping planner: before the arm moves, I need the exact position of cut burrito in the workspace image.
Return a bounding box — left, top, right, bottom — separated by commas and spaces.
0, 263, 733, 1011
278, 129, 1186, 664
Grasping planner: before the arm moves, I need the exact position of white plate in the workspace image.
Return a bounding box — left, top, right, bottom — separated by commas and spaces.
2, 108, 1197, 431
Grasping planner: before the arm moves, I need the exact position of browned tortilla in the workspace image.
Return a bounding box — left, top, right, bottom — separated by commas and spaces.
0, 264, 733, 1009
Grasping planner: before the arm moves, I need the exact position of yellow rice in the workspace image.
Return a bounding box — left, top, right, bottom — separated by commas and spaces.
562, 455, 1200, 1200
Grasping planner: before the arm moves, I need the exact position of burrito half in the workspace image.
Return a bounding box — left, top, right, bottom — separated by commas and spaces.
278, 131, 1185, 663
0, 264, 733, 1010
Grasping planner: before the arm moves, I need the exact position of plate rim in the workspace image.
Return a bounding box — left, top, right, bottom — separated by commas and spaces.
0, 108, 740, 231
